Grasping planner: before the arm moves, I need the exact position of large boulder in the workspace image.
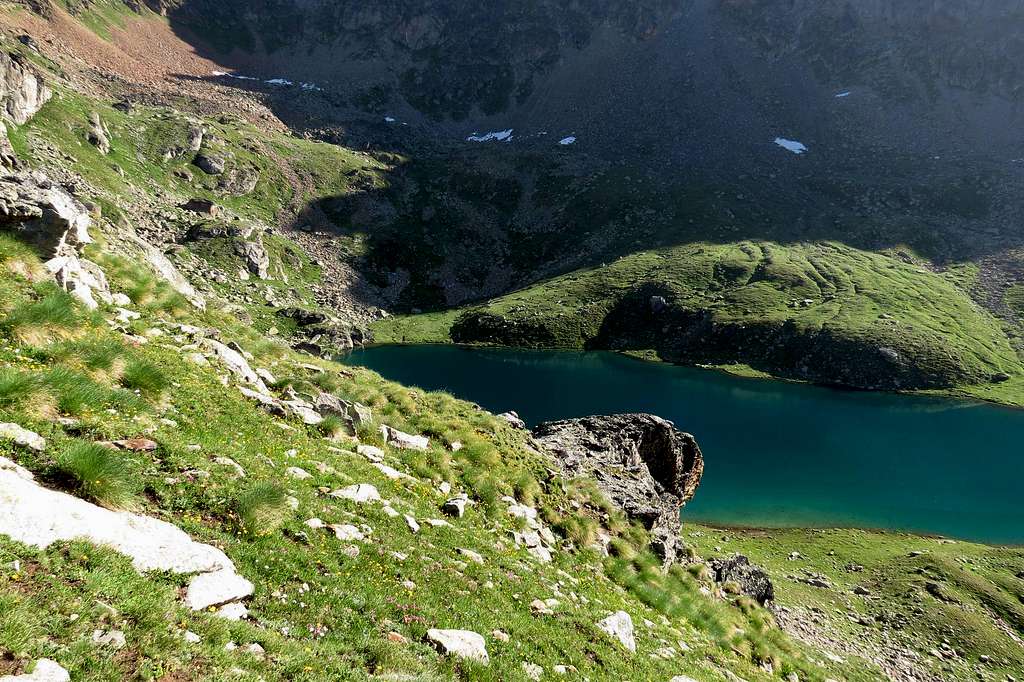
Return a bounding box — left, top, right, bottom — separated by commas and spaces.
0, 171, 92, 258
710, 554, 774, 605
532, 414, 703, 565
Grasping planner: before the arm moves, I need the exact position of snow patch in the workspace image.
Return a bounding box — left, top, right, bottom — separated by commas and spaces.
211, 71, 257, 81
384, 116, 396, 123
774, 137, 808, 155
834, 91, 851, 98
466, 129, 513, 143
558, 136, 577, 146
265, 78, 293, 86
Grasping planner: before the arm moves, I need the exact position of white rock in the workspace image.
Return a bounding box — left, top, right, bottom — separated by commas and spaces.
372, 463, 414, 481
426, 629, 489, 665
0, 423, 45, 452
0, 456, 33, 481
0, 466, 252, 611
330, 484, 381, 503
426, 519, 452, 528
329, 524, 364, 541
186, 568, 255, 611
458, 548, 485, 564
285, 467, 312, 480
379, 424, 429, 451
597, 611, 636, 652
669, 676, 699, 682
442, 496, 468, 518
110, 292, 132, 306
522, 662, 543, 681
304, 518, 326, 529
404, 515, 421, 533
0, 659, 70, 681
206, 340, 268, 391
356, 444, 384, 461
244, 643, 265, 656
183, 630, 201, 644
215, 602, 249, 621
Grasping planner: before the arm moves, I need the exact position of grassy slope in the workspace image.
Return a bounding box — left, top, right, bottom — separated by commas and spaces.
372, 242, 1023, 401
688, 526, 1024, 682
0, 233, 835, 682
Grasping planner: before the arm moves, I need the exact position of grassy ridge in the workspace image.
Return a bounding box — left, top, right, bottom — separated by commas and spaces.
372, 241, 1023, 396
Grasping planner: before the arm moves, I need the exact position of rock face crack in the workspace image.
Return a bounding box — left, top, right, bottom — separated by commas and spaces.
533, 413, 703, 565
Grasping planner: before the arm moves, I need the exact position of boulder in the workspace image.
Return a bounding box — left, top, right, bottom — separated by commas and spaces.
497, 411, 526, 429
194, 152, 225, 175
330, 483, 381, 503
0, 659, 70, 682
710, 554, 774, 605
380, 424, 429, 450
596, 610, 636, 652
0, 171, 92, 258
235, 240, 269, 279
86, 112, 110, 155
0, 422, 45, 451
533, 414, 703, 565
426, 629, 489, 665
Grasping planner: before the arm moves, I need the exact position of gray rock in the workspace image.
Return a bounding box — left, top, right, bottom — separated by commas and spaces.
497, 411, 526, 429
710, 554, 774, 605
596, 610, 636, 652
91, 629, 126, 649
86, 112, 110, 155
0, 171, 92, 258
235, 240, 270, 279
0, 423, 45, 451
330, 484, 381, 503
194, 153, 226, 175
380, 424, 429, 450
533, 414, 704, 565
0, 52, 51, 126
426, 628, 489, 665
442, 495, 469, 518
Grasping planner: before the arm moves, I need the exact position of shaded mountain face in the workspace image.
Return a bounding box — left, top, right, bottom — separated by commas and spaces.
143, 0, 1024, 312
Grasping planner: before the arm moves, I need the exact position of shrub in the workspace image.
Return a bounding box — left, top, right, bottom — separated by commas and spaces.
1, 289, 82, 346
120, 359, 169, 398
56, 442, 137, 509
235, 482, 289, 536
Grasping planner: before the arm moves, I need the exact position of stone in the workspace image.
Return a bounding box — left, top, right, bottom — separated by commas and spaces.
0, 659, 69, 682
214, 602, 249, 620
235, 240, 270, 279
194, 152, 226, 175
181, 199, 218, 215
0, 171, 92, 258
533, 414, 703, 565
458, 548, 485, 564
0, 423, 45, 451
497, 411, 526, 429
112, 438, 158, 452
0, 465, 252, 611
357, 444, 384, 461
491, 629, 510, 642
45, 254, 110, 309
522, 662, 543, 681
91, 629, 126, 649
286, 466, 313, 480
213, 456, 246, 478
404, 514, 421, 533
669, 677, 699, 682
596, 611, 636, 652
183, 630, 201, 644
379, 424, 429, 450
86, 112, 110, 155
426, 628, 489, 665
207, 340, 269, 391
442, 496, 469, 518
328, 524, 364, 541
710, 555, 774, 605
372, 462, 414, 481
330, 484, 381, 503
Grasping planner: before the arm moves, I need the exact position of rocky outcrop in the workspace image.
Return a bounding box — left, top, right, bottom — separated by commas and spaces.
0, 658, 70, 681
532, 414, 703, 565
86, 112, 110, 155
0, 51, 51, 126
235, 239, 270, 279
0, 170, 113, 309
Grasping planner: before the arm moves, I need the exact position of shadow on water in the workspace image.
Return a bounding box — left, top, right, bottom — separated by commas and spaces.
345, 344, 1024, 545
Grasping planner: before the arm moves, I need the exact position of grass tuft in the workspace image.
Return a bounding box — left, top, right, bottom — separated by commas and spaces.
56, 442, 138, 509
119, 359, 169, 398
235, 482, 289, 536
1, 288, 83, 346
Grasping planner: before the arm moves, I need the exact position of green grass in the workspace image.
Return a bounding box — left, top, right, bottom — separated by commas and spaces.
55, 441, 138, 510
374, 241, 1023, 396
119, 359, 168, 398
235, 482, 289, 536
0, 286, 84, 347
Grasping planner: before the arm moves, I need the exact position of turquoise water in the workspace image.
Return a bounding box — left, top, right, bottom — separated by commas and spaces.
344, 345, 1024, 544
